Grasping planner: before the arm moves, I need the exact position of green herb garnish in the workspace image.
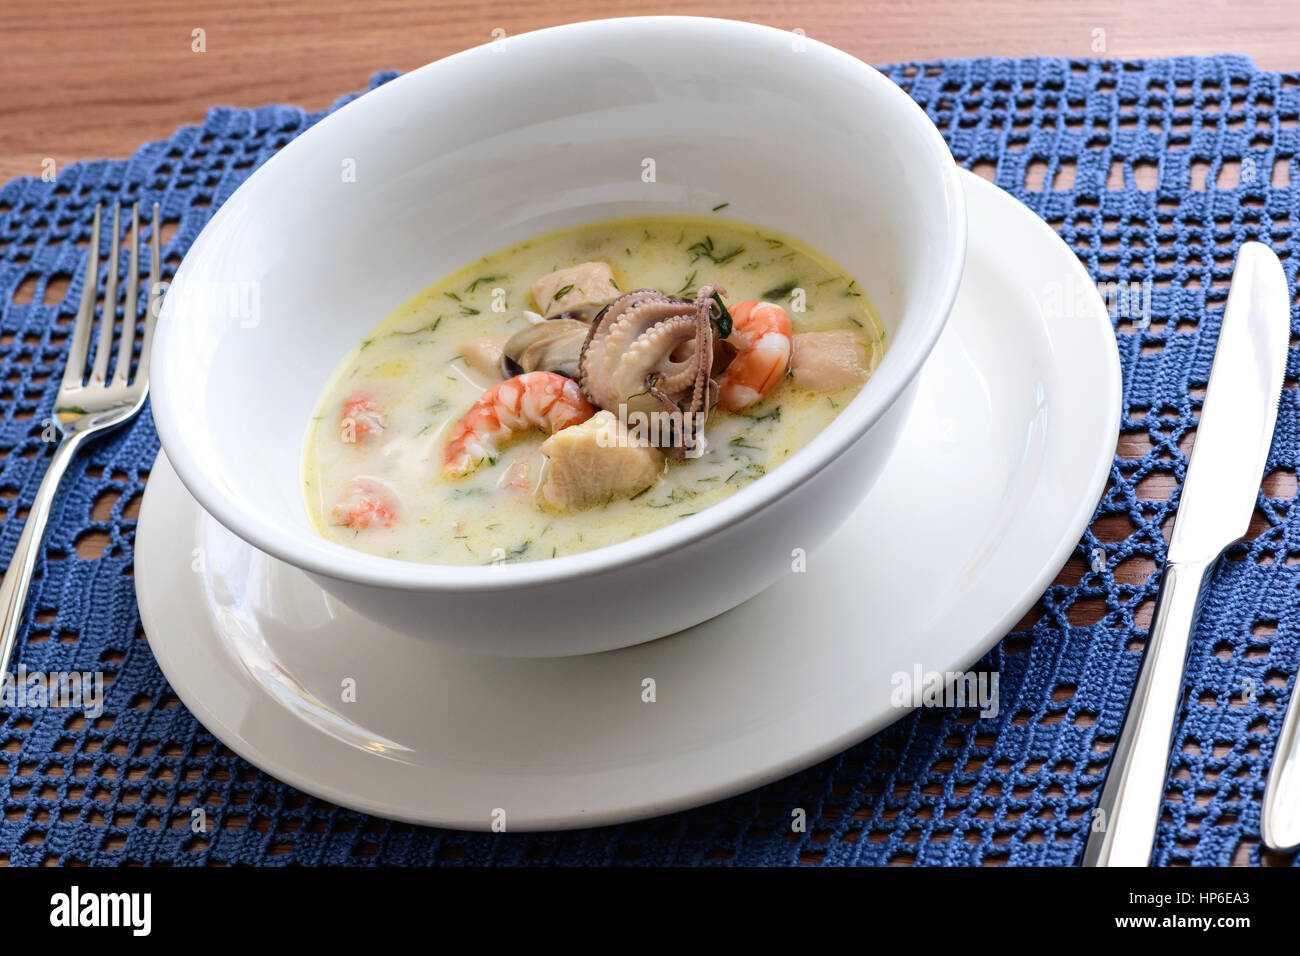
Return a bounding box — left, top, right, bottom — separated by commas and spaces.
389, 319, 440, 336
465, 275, 502, 293
688, 236, 745, 266
760, 279, 799, 300
710, 290, 733, 338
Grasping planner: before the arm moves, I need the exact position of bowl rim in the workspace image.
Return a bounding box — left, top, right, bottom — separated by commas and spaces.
150, 15, 968, 592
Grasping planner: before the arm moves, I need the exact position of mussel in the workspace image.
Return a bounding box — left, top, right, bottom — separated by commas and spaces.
501, 318, 589, 380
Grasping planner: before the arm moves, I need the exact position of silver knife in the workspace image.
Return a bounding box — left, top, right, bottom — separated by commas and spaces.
1083, 241, 1289, 867
1264, 686, 1300, 850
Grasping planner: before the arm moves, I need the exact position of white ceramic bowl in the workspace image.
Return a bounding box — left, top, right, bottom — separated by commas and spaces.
150, 16, 966, 657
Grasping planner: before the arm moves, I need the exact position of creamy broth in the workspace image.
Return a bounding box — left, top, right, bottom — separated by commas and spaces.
303, 216, 883, 565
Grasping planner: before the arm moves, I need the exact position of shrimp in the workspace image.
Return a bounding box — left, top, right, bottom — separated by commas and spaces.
498, 460, 532, 498
332, 477, 397, 530
716, 300, 793, 412
340, 392, 385, 445
443, 370, 596, 476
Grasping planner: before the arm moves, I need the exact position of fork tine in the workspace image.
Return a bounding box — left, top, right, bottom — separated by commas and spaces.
61, 204, 102, 391
111, 205, 140, 388
135, 203, 162, 386
90, 204, 121, 384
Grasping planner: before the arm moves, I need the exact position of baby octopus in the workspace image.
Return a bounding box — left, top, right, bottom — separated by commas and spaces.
578, 285, 723, 454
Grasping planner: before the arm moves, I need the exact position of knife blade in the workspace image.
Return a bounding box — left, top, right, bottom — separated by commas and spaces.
1084, 241, 1289, 867
1169, 243, 1291, 564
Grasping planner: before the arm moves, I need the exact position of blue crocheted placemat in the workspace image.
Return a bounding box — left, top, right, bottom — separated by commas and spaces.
1, 54, 1298, 867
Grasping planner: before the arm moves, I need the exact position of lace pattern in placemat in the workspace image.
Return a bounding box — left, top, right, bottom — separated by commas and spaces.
0, 55, 1297, 866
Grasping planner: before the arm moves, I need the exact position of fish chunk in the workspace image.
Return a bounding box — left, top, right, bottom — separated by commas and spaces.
530, 261, 620, 319
790, 330, 872, 392
538, 410, 663, 510
458, 335, 507, 380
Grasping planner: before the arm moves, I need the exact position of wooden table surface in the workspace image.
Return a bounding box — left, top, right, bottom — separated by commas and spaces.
1, 0, 1298, 184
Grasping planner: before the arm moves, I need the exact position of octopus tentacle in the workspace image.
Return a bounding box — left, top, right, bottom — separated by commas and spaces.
622, 315, 698, 394
689, 284, 723, 419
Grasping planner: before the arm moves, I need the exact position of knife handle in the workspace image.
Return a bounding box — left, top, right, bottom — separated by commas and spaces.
1083, 558, 1213, 867
1262, 661, 1300, 850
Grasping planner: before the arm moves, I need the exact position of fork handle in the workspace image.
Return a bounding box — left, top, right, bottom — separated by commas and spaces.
0, 432, 89, 678
1082, 558, 1214, 866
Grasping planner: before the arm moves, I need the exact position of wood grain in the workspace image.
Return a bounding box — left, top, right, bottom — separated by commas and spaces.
1, 0, 1298, 183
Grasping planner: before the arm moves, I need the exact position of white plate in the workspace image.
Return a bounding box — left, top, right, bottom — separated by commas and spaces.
136, 173, 1120, 830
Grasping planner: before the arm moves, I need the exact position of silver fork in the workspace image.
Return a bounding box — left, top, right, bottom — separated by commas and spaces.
0, 202, 161, 676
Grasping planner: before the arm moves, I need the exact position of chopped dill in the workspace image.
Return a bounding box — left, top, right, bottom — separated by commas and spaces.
760, 279, 798, 300
712, 202, 730, 212
688, 236, 745, 266
388, 318, 440, 337
449, 486, 489, 499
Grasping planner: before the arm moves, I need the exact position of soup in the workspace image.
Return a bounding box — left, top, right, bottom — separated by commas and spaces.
303, 216, 884, 565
